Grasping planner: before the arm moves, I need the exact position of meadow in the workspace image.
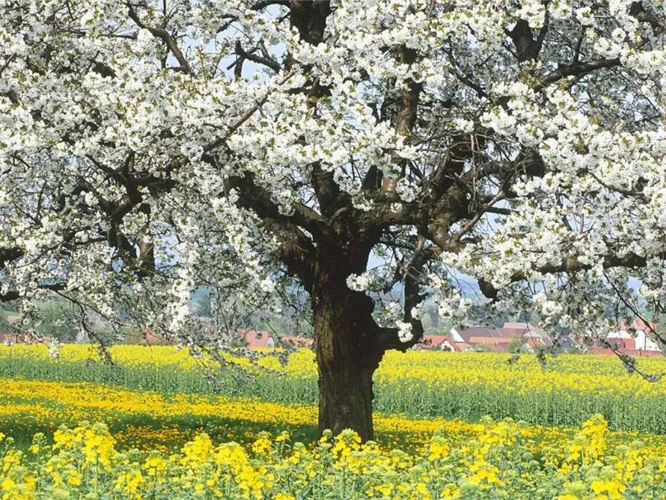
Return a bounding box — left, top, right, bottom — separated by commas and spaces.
2, 345, 666, 433
0, 345, 666, 498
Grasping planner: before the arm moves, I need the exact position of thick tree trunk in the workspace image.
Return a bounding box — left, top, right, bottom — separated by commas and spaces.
312, 258, 383, 442
316, 320, 377, 440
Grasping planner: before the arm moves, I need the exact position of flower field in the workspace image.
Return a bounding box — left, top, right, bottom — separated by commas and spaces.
1, 346, 666, 498
3, 416, 666, 499
2, 346, 666, 432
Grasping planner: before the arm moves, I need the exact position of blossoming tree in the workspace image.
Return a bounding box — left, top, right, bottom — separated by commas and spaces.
2, 0, 666, 439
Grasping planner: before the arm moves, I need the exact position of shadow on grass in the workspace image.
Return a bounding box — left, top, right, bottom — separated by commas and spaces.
0, 413, 320, 452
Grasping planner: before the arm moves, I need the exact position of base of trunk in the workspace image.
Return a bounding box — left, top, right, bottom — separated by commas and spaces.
318, 361, 375, 441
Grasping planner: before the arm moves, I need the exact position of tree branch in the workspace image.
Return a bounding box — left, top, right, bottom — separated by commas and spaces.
203, 72, 294, 154
0, 283, 66, 303
479, 251, 659, 300
126, 3, 195, 75
536, 58, 621, 90
234, 40, 282, 73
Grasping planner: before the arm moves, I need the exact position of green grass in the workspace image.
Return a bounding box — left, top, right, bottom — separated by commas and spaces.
2, 350, 666, 434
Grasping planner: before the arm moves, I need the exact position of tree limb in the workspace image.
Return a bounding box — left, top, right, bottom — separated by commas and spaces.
126, 3, 195, 75
536, 58, 621, 90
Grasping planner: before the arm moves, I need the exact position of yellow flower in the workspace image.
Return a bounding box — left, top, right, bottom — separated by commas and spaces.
427, 436, 449, 461
181, 432, 213, 466
252, 432, 273, 457
1, 477, 14, 491
67, 470, 82, 487
276, 431, 290, 443
273, 494, 296, 500
590, 479, 625, 500
374, 482, 393, 496
115, 467, 145, 499
440, 484, 461, 499
143, 455, 167, 477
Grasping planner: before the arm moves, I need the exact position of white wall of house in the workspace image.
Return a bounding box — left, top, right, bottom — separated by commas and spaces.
441, 340, 455, 351
612, 328, 661, 351
633, 329, 660, 351
450, 328, 465, 343
607, 330, 631, 339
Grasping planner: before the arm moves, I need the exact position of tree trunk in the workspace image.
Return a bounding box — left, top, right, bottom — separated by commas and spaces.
312, 259, 383, 442
316, 328, 377, 441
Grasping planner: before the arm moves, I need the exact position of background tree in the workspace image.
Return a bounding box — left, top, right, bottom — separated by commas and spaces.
33, 300, 79, 342
2, 0, 666, 440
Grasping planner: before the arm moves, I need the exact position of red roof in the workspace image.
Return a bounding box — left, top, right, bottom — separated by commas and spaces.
281, 336, 313, 347
126, 330, 163, 345
414, 335, 472, 351
421, 335, 448, 347
456, 326, 521, 342
240, 330, 275, 348
501, 322, 547, 336
619, 320, 659, 334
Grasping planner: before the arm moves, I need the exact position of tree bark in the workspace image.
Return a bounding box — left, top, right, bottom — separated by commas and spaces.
311, 254, 384, 442
316, 337, 377, 441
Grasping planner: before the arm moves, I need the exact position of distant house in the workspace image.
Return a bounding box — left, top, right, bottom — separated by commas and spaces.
240, 330, 276, 348
441, 336, 473, 352
606, 320, 662, 352
603, 330, 636, 350
414, 334, 448, 350
451, 326, 505, 343
412, 334, 471, 351
0, 333, 20, 344
448, 322, 553, 352
0, 333, 51, 345
470, 338, 514, 352
281, 336, 313, 348
125, 330, 163, 345
503, 322, 553, 348
590, 347, 662, 357
451, 325, 519, 352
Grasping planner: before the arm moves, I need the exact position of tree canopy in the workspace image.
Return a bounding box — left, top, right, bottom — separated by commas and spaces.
2, 0, 666, 438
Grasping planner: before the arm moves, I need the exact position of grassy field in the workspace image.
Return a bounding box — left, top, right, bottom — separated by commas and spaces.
2, 345, 666, 432
1, 345, 666, 498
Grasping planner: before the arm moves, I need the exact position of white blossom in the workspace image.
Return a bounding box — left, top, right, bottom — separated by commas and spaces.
396, 321, 413, 343
0, 0, 664, 357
